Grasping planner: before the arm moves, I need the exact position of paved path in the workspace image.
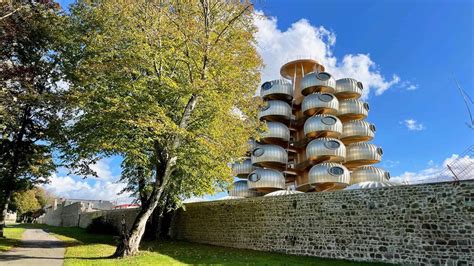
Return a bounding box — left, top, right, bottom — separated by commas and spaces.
0, 228, 65, 266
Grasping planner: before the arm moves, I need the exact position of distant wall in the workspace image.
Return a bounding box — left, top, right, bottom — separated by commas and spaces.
78, 208, 140, 230
61, 202, 84, 227
171, 181, 474, 265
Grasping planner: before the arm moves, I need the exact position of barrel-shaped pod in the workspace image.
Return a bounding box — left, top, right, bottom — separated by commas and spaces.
335, 78, 363, 100
301, 71, 336, 96
350, 165, 390, 184
344, 142, 383, 169
247, 168, 286, 192
251, 144, 288, 168
340, 120, 376, 144
306, 137, 346, 163
228, 180, 261, 198
258, 100, 292, 122
308, 162, 350, 191
304, 114, 343, 139
301, 92, 339, 116
246, 139, 259, 155
260, 122, 290, 143
260, 79, 293, 102
337, 99, 369, 122
231, 158, 253, 178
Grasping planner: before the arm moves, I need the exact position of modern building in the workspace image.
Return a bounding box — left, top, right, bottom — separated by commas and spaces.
229, 59, 394, 197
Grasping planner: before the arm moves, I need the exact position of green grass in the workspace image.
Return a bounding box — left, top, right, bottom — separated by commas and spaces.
0, 225, 26, 252
14, 224, 384, 265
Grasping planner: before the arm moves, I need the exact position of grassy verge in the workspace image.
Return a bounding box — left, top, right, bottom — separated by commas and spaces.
15, 224, 382, 265
0, 225, 25, 252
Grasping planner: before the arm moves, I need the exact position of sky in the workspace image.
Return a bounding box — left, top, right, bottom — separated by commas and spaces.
48, 0, 473, 203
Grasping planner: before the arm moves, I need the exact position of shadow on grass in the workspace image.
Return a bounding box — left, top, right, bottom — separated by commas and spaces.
10, 224, 384, 265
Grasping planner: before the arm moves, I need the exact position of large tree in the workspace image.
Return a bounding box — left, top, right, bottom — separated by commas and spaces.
0, 1, 65, 237
63, 0, 262, 257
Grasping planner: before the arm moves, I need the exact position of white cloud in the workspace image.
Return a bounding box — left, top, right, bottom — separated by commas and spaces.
398, 80, 419, 91
402, 119, 425, 131
43, 174, 132, 204
89, 159, 114, 180
254, 11, 400, 99
392, 154, 474, 184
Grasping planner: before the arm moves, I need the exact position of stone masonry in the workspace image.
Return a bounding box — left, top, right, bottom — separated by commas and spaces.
171, 180, 474, 265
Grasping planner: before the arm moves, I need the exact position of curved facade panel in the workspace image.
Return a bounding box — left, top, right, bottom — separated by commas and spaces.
335, 78, 363, 100
247, 168, 286, 192
251, 144, 288, 168
228, 180, 261, 198
340, 120, 375, 144
308, 162, 350, 190
350, 165, 390, 184
301, 72, 336, 96
261, 122, 290, 142
231, 158, 254, 178
337, 99, 369, 122
258, 100, 292, 121
260, 79, 293, 101
304, 114, 343, 138
263, 189, 304, 197
345, 181, 398, 190
306, 138, 346, 163
301, 93, 339, 116
345, 142, 383, 169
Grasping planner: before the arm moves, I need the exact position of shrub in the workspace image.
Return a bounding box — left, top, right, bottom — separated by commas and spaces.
86, 216, 119, 235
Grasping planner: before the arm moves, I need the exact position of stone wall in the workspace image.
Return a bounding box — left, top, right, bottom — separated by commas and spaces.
171, 180, 474, 265
78, 208, 140, 230
61, 202, 84, 227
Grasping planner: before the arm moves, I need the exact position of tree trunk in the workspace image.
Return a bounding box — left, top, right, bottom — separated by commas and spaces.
112, 188, 163, 257
0, 196, 10, 238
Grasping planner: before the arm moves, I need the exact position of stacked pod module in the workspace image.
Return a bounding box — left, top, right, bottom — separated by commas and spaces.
229, 59, 392, 197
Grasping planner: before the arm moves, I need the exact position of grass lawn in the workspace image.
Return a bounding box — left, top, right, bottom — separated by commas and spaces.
15, 224, 383, 265
0, 225, 25, 252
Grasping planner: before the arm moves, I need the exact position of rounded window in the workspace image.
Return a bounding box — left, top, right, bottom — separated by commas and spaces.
252, 148, 265, 157
261, 81, 273, 91
357, 81, 364, 90
261, 103, 271, 111
318, 93, 334, 102
248, 172, 261, 182
317, 72, 331, 81
384, 171, 391, 180
328, 166, 345, 176
363, 102, 370, 111
369, 124, 376, 133
321, 116, 337, 125
377, 147, 383, 156
324, 140, 341, 150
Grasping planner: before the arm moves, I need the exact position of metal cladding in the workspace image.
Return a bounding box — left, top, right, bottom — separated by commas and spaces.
261, 122, 290, 142
258, 100, 292, 121
247, 168, 286, 192
228, 59, 389, 198
231, 158, 254, 178
301, 72, 336, 96
306, 138, 346, 163
337, 99, 369, 122
345, 142, 383, 169
228, 180, 261, 198
260, 79, 293, 101
340, 120, 376, 144
304, 114, 343, 138
335, 78, 363, 100
251, 144, 288, 168
264, 189, 304, 197
350, 166, 390, 184
345, 181, 398, 190
308, 162, 350, 190
302, 93, 339, 116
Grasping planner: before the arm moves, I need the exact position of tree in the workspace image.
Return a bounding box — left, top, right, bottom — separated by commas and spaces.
63, 0, 262, 257
0, 1, 65, 237
11, 190, 41, 217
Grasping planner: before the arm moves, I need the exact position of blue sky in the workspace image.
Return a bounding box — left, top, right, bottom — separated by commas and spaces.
50, 0, 473, 202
